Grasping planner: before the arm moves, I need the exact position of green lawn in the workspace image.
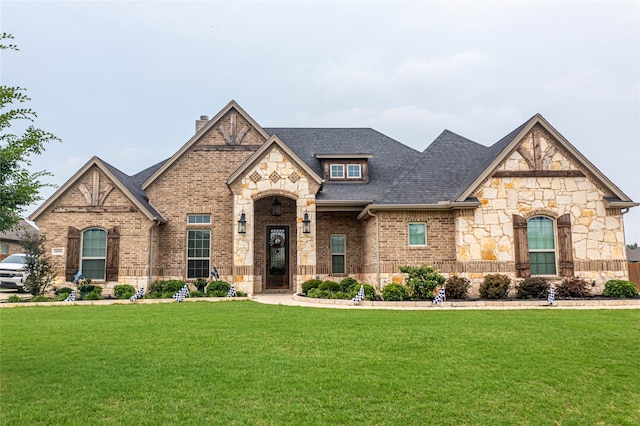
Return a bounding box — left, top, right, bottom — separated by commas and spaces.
1, 302, 638, 425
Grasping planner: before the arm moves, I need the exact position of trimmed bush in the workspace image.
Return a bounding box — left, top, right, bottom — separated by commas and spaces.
381, 283, 409, 301
307, 288, 329, 299
479, 274, 511, 299
603, 280, 639, 298
194, 278, 208, 293
445, 276, 470, 300
30, 295, 50, 302
114, 284, 136, 299
54, 287, 73, 296
190, 290, 205, 297
399, 265, 445, 300
339, 277, 358, 293
83, 286, 102, 300
556, 276, 592, 298
301, 279, 322, 294
515, 276, 549, 299
354, 283, 379, 301
7, 295, 22, 303
318, 280, 340, 293
149, 280, 186, 295
207, 280, 231, 297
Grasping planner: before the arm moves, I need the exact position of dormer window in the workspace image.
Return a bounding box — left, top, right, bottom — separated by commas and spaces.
317, 153, 372, 183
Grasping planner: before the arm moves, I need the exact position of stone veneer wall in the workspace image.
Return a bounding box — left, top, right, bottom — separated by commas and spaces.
228, 145, 320, 294
35, 167, 153, 291
455, 128, 628, 294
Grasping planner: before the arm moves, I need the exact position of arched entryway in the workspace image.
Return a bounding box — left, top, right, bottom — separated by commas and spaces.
253, 195, 298, 293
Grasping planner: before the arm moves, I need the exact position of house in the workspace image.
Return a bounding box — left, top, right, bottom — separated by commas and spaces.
30, 100, 638, 295
0, 219, 38, 260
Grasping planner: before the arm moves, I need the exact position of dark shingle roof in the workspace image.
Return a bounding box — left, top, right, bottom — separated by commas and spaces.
264, 128, 419, 202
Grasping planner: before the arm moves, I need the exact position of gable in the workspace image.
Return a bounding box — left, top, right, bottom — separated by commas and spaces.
143, 100, 270, 190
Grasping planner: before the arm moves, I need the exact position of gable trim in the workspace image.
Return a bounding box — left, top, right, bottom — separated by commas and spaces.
142, 100, 271, 190
456, 114, 635, 203
226, 135, 323, 187
30, 157, 163, 223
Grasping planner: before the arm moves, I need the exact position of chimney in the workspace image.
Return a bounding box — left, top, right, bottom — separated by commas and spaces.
195, 115, 209, 133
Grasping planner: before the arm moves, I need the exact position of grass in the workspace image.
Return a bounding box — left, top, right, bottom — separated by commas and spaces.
1, 301, 639, 425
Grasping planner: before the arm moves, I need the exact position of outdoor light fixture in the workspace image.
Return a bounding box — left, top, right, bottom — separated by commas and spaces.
237, 212, 247, 234
272, 197, 281, 216
302, 212, 311, 234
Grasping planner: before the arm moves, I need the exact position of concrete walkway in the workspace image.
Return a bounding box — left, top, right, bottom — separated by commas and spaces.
251, 293, 640, 310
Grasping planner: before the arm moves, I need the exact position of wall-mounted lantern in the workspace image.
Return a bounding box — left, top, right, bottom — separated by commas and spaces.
272, 197, 281, 216
237, 212, 247, 234
302, 212, 311, 234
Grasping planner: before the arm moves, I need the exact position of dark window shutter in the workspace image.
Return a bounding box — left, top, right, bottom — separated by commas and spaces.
106, 226, 120, 281
513, 214, 530, 278
557, 213, 574, 277
65, 227, 80, 281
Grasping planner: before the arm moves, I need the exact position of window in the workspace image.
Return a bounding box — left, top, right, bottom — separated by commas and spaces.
527, 216, 556, 275
330, 164, 344, 179
188, 214, 211, 224
81, 228, 107, 280
347, 164, 361, 178
331, 234, 345, 274
1, 245, 8, 255
408, 223, 426, 246
187, 230, 210, 279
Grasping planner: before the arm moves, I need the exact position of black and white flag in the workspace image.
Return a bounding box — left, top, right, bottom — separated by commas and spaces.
211, 267, 220, 280
64, 290, 76, 302
72, 270, 83, 284
352, 285, 365, 305
433, 286, 446, 304
130, 287, 145, 301
173, 284, 189, 302
548, 285, 555, 305
227, 284, 236, 298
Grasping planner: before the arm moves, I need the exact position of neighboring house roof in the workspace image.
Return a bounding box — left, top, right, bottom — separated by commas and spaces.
627, 247, 640, 263
0, 219, 38, 242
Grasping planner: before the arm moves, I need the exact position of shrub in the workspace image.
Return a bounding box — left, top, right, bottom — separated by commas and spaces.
307, 288, 329, 299
339, 277, 358, 293
445, 276, 470, 300
381, 283, 409, 301
318, 280, 340, 293
114, 284, 136, 299
556, 276, 592, 298
7, 295, 22, 303
149, 280, 186, 295
194, 278, 208, 292
83, 286, 102, 300
301, 279, 322, 294
190, 290, 205, 297
515, 276, 550, 299
479, 274, 511, 299
399, 265, 445, 300
350, 283, 378, 301
603, 280, 639, 298
77, 279, 94, 293
207, 280, 231, 297
30, 295, 50, 302
54, 287, 73, 296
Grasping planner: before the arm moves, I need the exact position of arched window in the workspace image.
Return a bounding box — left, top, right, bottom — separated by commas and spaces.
527, 216, 556, 275
81, 228, 107, 280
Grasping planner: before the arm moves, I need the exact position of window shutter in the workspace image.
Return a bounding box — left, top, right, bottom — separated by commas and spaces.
557, 213, 574, 277
513, 214, 530, 278
106, 226, 120, 281
65, 227, 80, 281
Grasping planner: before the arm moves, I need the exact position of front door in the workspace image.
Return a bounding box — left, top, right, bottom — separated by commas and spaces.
266, 226, 289, 290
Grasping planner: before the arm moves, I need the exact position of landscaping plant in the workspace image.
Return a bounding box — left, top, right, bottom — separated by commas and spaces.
603, 280, 639, 298
515, 276, 550, 299
479, 274, 511, 299
398, 265, 445, 300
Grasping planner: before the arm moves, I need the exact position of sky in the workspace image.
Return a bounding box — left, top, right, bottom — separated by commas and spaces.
2, 0, 639, 243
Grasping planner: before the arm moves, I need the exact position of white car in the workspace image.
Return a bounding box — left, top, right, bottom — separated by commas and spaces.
0, 254, 27, 292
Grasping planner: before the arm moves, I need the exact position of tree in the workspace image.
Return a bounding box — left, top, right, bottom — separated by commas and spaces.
20, 233, 56, 296
1, 33, 59, 232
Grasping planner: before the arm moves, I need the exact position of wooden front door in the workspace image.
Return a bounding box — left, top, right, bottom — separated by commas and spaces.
266, 226, 289, 290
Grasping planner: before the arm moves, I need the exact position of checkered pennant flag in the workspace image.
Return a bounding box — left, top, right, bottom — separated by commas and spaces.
129, 287, 145, 301
352, 285, 365, 305
547, 285, 555, 305
211, 267, 220, 280
227, 284, 236, 298
64, 290, 76, 302
72, 270, 84, 284
433, 286, 446, 304
173, 284, 189, 302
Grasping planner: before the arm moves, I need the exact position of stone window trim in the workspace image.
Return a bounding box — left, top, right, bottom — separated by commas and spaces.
408, 222, 427, 247
187, 214, 212, 225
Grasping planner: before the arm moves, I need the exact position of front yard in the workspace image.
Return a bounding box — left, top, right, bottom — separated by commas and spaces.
1, 302, 638, 424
